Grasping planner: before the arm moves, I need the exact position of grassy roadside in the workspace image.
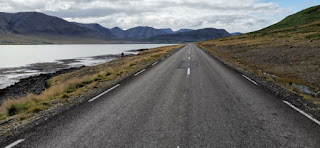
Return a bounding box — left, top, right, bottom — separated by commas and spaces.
195, 6, 320, 107
0, 44, 185, 122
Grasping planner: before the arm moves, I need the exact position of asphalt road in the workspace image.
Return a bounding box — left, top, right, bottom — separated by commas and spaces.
2, 44, 320, 148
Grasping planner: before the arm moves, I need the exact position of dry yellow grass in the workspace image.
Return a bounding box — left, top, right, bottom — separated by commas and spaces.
0, 44, 185, 121
196, 20, 320, 107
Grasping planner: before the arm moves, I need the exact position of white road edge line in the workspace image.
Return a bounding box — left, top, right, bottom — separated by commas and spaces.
187, 68, 190, 76
161, 58, 165, 60
242, 75, 258, 85
88, 84, 120, 102
5, 139, 25, 148
134, 69, 146, 76
152, 62, 158, 66
283, 101, 320, 125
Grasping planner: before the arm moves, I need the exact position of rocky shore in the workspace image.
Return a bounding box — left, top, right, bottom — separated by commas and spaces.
0, 66, 85, 102
0, 54, 123, 102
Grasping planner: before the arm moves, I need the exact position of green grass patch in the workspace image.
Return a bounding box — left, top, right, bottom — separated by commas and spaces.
305, 32, 320, 39
261, 5, 320, 32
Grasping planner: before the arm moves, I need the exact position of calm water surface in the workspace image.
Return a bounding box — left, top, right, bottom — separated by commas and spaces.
0, 44, 173, 68
0, 44, 174, 89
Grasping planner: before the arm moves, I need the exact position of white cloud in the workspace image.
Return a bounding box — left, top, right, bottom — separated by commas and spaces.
0, 0, 293, 32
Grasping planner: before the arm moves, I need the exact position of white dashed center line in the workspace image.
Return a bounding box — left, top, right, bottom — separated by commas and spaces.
188, 57, 190, 60
187, 68, 190, 76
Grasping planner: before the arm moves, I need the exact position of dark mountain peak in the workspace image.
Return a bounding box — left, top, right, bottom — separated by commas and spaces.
132, 26, 154, 29
111, 27, 123, 31
0, 11, 103, 38
73, 22, 115, 38
160, 28, 174, 34
110, 27, 125, 38
112, 26, 167, 39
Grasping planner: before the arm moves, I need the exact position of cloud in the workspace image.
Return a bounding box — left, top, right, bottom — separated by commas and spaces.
0, 0, 293, 32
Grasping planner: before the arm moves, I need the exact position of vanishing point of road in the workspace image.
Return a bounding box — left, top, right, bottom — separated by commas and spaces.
2, 44, 320, 148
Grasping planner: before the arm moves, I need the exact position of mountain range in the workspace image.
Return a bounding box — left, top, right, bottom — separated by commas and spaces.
0, 11, 235, 44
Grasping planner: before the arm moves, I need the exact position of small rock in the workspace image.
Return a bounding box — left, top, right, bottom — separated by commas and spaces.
308, 40, 313, 43
49, 99, 60, 105
288, 46, 293, 49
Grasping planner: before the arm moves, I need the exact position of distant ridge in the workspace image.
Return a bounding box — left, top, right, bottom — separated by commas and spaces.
0, 11, 237, 44
149, 28, 231, 42
231, 32, 243, 36
0, 12, 101, 38
176, 29, 193, 33
109, 26, 168, 39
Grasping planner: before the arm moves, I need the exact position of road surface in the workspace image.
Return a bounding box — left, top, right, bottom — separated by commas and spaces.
2, 44, 320, 148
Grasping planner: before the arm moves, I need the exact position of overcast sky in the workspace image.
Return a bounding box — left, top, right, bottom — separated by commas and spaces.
0, 0, 319, 32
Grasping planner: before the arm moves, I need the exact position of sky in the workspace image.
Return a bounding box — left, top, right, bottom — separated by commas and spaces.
0, 0, 319, 33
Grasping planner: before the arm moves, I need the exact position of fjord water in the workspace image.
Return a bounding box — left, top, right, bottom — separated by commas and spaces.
0, 44, 173, 68
0, 44, 173, 89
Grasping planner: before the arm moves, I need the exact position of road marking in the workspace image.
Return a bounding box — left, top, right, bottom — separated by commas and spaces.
177, 146, 179, 148
161, 58, 165, 60
189, 52, 190, 54
88, 84, 120, 102
187, 68, 190, 76
152, 62, 158, 66
167, 55, 169, 57
242, 75, 258, 85
134, 69, 146, 76
188, 57, 190, 60
5, 139, 25, 148
283, 101, 320, 125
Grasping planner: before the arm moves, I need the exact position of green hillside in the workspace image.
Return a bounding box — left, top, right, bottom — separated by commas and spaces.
261, 5, 320, 32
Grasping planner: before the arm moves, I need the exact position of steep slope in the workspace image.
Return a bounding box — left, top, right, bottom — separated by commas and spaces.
0, 12, 112, 44
73, 22, 115, 38
0, 12, 100, 37
261, 5, 320, 32
196, 5, 320, 108
150, 28, 231, 42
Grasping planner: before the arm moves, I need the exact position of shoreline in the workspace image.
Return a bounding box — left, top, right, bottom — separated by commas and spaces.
0, 54, 123, 102
0, 66, 85, 102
